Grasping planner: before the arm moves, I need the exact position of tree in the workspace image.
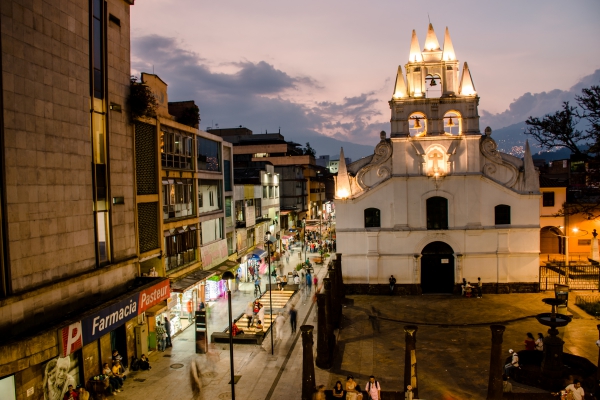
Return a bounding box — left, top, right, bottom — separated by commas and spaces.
525, 85, 600, 218
127, 76, 158, 120
303, 142, 316, 157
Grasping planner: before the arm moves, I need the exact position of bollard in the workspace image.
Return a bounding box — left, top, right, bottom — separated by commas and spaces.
301, 325, 316, 400
486, 325, 506, 400
404, 325, 418, 398
315, 293, 331, 369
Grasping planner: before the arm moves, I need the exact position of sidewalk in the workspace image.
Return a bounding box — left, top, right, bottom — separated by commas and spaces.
118, 243, 328, 400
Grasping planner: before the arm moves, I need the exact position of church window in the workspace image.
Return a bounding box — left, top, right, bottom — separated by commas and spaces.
443, 111, 461, 135
364, 208, 381, 228
425, 74, 442, 98
409, 112, 427, 136
543, 192, 555, 207
494, 205, 511, 225
426, 197, 448, 230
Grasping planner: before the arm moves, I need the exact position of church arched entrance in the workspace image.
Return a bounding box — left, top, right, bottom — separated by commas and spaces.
421, 241, 455, 294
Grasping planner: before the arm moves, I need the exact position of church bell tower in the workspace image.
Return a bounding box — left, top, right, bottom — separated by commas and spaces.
390, 24, 480, 137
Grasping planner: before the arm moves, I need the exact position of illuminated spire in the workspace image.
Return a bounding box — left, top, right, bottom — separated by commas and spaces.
335, 148, 351, 199
523, 140, 539, 192
423, 23, 441, 51
441, 27, 456, 61
408, 30, 423, 63
393, 66, 407, 98
458, 62, 476, 96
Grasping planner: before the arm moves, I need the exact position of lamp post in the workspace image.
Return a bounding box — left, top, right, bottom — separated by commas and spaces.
221, 270, 235, 400
302, 217, 307, 267
265, 232, 275, 355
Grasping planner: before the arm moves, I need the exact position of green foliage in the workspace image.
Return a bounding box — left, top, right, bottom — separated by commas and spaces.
128, 76, 157, 120
303, 142, 316, 157
296, 263, 304, 271
177, 105, 200, 128
576, 301, 600, 318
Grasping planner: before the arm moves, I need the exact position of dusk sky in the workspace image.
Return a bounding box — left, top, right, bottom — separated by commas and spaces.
130, 0, 600, 155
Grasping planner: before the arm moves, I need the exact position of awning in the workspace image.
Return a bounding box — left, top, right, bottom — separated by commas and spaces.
144, 301, 168, 316
249, 248, 267, 260
170, 269, 216, 293
208, 259, 239, 277
282, 235, 293, 240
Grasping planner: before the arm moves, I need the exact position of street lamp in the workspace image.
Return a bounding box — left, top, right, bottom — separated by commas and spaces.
302, 217, 307, 267
552, 226, 589, 284
265, 231, 275, 355
221, 270, 235, 400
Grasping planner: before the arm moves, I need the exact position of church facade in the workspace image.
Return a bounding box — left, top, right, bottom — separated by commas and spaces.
335, 24, 540, 294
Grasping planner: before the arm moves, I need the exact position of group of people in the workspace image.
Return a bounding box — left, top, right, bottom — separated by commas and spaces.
313, 375, 383, 400
99, 350, 128, 395
461, 278, 483, 298
155, 317, 173, 352
61, 385, 89, 400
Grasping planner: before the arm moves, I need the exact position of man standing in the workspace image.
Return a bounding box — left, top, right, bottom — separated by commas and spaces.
477, 277, 483, 298
289, 304, 297, 334
366, 375, 381, 400
389, 275, 396, 295
565, 380, 585, 400
254, 276, 262, 296
164, 317, 172, 348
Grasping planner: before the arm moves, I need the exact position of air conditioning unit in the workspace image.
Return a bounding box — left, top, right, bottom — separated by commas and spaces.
134, 325, 148, 358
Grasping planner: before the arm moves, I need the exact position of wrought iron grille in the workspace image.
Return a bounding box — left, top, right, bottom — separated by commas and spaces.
540, 263, 600, 291
135, 121, 158, 195
138, 202, 159, 253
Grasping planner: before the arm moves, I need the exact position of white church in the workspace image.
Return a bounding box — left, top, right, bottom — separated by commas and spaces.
335, 24, 541, 294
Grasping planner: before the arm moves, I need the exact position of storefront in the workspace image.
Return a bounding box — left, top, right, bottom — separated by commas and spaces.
205, 259, 238, 301
166, 269, 215, 337
249, 248, 267, 276
50, 277, 170, 397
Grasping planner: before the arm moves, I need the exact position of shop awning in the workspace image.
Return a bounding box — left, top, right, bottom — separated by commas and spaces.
208, 259, 239, 277
170, 269, 216, 293
145, 300, 168, 316
282, 235, 293, 240
249, 248, 267, 259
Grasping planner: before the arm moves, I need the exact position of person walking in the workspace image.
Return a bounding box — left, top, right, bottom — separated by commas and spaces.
156, 322, 167, 352
306, 273, 312, 291
289, 304, 297, 334
313, 275, 319, 292
366, 376, 381, 400
389, 275, 396, 295
477, 277, 483, 298
274, 312, 286, 341
245, 302, 254, 329
254, 276, 262, 296
164, 317, 172, 348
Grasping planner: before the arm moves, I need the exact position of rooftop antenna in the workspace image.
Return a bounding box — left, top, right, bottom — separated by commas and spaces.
428, 13, 431, 24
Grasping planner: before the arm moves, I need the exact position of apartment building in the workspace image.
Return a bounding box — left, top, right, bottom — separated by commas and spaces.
132, 74, 235, 337
0, 1, 169, 398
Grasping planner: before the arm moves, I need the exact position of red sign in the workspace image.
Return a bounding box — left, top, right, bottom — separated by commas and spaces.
137, 279, 170, 314
59, 321, 83, 357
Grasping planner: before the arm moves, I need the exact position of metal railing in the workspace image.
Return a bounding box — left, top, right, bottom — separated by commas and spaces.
540, 263, 600, 291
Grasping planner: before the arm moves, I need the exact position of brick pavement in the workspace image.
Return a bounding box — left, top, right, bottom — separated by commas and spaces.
114, 248, 599, 399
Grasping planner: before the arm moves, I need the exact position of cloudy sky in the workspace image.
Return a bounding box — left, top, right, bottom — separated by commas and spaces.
130, 0, 600, 156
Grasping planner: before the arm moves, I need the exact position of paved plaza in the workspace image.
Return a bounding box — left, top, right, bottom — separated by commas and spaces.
115, 248, 600, 399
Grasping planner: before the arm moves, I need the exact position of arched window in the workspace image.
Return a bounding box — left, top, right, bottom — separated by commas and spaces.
425, 74, 442, 98
443, 111, 461, 135
494, 205, 511, 225
426, 197, 448, 230
364, 208, 381, 228
409, 112, 427, 136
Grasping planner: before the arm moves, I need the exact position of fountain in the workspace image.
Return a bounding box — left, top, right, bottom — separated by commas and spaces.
505, 297, 596, 392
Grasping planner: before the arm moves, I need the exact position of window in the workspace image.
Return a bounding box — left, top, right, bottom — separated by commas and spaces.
426, 197, 448, 230
543, 192, 555, 207
263, 186, 268, 199
255, 199, 261, 219
162, 179, 194, 220
224, 160, 232, 191
364, 208, 381, 228
201, 218, 223, 245
235, 200, 245, 225
160, 129, 193, 169
275, 186, 279, 198
494, 205, 511, 225
164, 227, 197, 271
269, 186, 274, 198
225, 197, 233, 228
198, 180, 222, 213
226, 232, 235, 255
198, 138, 220, 171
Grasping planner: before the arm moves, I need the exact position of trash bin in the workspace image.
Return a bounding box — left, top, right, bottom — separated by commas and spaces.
554, 284, 569, 307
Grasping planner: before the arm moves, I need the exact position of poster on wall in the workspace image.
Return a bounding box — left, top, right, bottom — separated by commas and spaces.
42, 353, 80, 400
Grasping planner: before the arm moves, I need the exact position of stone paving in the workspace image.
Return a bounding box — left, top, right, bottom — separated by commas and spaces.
114, 247, 600, 399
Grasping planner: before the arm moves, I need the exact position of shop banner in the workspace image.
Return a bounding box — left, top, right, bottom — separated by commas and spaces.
81, 292, 140, 343
58, 321, 83, 357
138, 279, 171, 314
245, 204, 255, 227
200, 239, 228, 269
